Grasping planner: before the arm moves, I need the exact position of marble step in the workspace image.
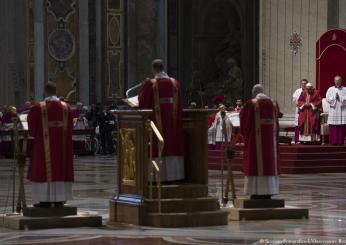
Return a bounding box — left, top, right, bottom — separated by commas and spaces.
1, 213, 102, 230
228, 207, 309, 221
234, 198, 285, 209
145, 210, 229, 227
150, 184, 208, 198
23, 206, 77, 217
145, 197, 219, 213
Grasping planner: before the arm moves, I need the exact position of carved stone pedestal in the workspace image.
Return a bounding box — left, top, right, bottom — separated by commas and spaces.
227, 198, 309, 221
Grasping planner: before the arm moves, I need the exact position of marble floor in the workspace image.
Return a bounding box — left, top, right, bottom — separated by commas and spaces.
0, 155, 345, 245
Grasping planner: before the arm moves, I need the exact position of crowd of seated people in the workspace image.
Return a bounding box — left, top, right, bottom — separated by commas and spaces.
0, 100, 118, 157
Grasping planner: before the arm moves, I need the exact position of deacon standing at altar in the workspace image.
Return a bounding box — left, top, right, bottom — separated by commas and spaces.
139, 59, 184, 182
208, 104, 232, 150
27, 82, 74, 207
326, 75, 346, 145
297, 83, 322, 144
292, 79, 308, 143
240, 84, 280, 199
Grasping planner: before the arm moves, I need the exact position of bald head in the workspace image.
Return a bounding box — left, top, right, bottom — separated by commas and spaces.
152, 59, 165, 74
252, 84, 265, 97
45, 82, 57, 96
334, 75, 342, 87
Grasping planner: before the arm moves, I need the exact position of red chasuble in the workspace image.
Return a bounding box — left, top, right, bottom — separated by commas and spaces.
297, 89, 322, 136
27, 100, 74, 182
240, 98, 280, 176
139, 77, 184, 157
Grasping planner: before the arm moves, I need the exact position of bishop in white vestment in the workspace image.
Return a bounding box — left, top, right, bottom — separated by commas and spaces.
326, 75, 346, 145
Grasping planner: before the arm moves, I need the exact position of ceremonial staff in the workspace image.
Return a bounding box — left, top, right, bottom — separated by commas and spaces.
221, 110, 237, 206
16, 131, 27, 213
11, 108, 27, 213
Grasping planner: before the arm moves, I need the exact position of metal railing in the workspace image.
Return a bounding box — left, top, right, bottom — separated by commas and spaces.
147, 120, 164, 214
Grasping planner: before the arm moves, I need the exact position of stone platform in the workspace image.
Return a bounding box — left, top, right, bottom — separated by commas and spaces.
1, 207, 102, 230
226, 198, 309, 221
109, 184, 229, 227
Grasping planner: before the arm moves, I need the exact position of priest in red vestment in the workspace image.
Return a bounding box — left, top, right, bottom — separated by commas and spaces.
240, 84, 280, 199
297, 83, 322, 144
139, 59, 184, 182
27, 82, 74, 207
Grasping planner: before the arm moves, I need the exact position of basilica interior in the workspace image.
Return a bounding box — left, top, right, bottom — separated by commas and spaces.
1, 0, 346, 244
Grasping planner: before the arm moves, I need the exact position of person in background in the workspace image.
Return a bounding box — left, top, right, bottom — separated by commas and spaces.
139, 59, 184, 182
326, 75, 346, 145
233, 99, 243, 112
27, 82, 74, 208
292, 79, 308, 143
240, 84, 280, 199
297, 83, 322, 144
98, 106, 116, 154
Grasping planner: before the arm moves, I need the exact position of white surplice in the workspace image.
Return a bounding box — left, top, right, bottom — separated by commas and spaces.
326, 86, 346, 125
292, 88, 303, 126
208, 111, 232, 143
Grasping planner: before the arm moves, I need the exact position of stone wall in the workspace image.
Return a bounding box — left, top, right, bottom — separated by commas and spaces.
259, 0, 328, 117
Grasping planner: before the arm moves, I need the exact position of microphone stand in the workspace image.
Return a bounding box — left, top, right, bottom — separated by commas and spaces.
125, 80, 146, 98
11, 114, 19, 213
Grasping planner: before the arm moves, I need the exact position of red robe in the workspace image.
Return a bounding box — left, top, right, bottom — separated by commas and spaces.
208, 112, 216, 128
297, 89, 322, 135
72, 108, 83, 119
27, 100, 74, 182
139, 77, 184, 157
240, 98, 280, 176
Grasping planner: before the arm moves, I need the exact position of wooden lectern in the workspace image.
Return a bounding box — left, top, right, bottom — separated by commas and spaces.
109, 109, 228, 227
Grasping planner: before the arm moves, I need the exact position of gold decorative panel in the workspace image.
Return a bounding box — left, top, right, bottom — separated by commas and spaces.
104, 0, 124, 102
119, 128, 137, 186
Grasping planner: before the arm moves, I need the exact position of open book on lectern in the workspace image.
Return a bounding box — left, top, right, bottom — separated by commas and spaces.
122, 95, 139, 108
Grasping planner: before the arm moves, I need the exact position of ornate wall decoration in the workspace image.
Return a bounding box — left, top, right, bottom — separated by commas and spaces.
47, 0, 75, 21
104, 0, 124, 102
289, 32, 303, 55
119, 128, 137, 186
45, 0, 79, 102
108, 15, 121, 47
107, 50, 121, 97
48, 29, 76, 61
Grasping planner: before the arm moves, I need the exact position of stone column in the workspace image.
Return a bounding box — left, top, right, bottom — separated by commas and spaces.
339, 0, 346, 29
0, 0, 27, 106
328, 0, 339, 29
79, 0, 90, 105
156, 0, 168, 64
126, 0, 137, 88
135, 0, 159, 81
34, 0, 45, 101
95, 0, 102, 103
